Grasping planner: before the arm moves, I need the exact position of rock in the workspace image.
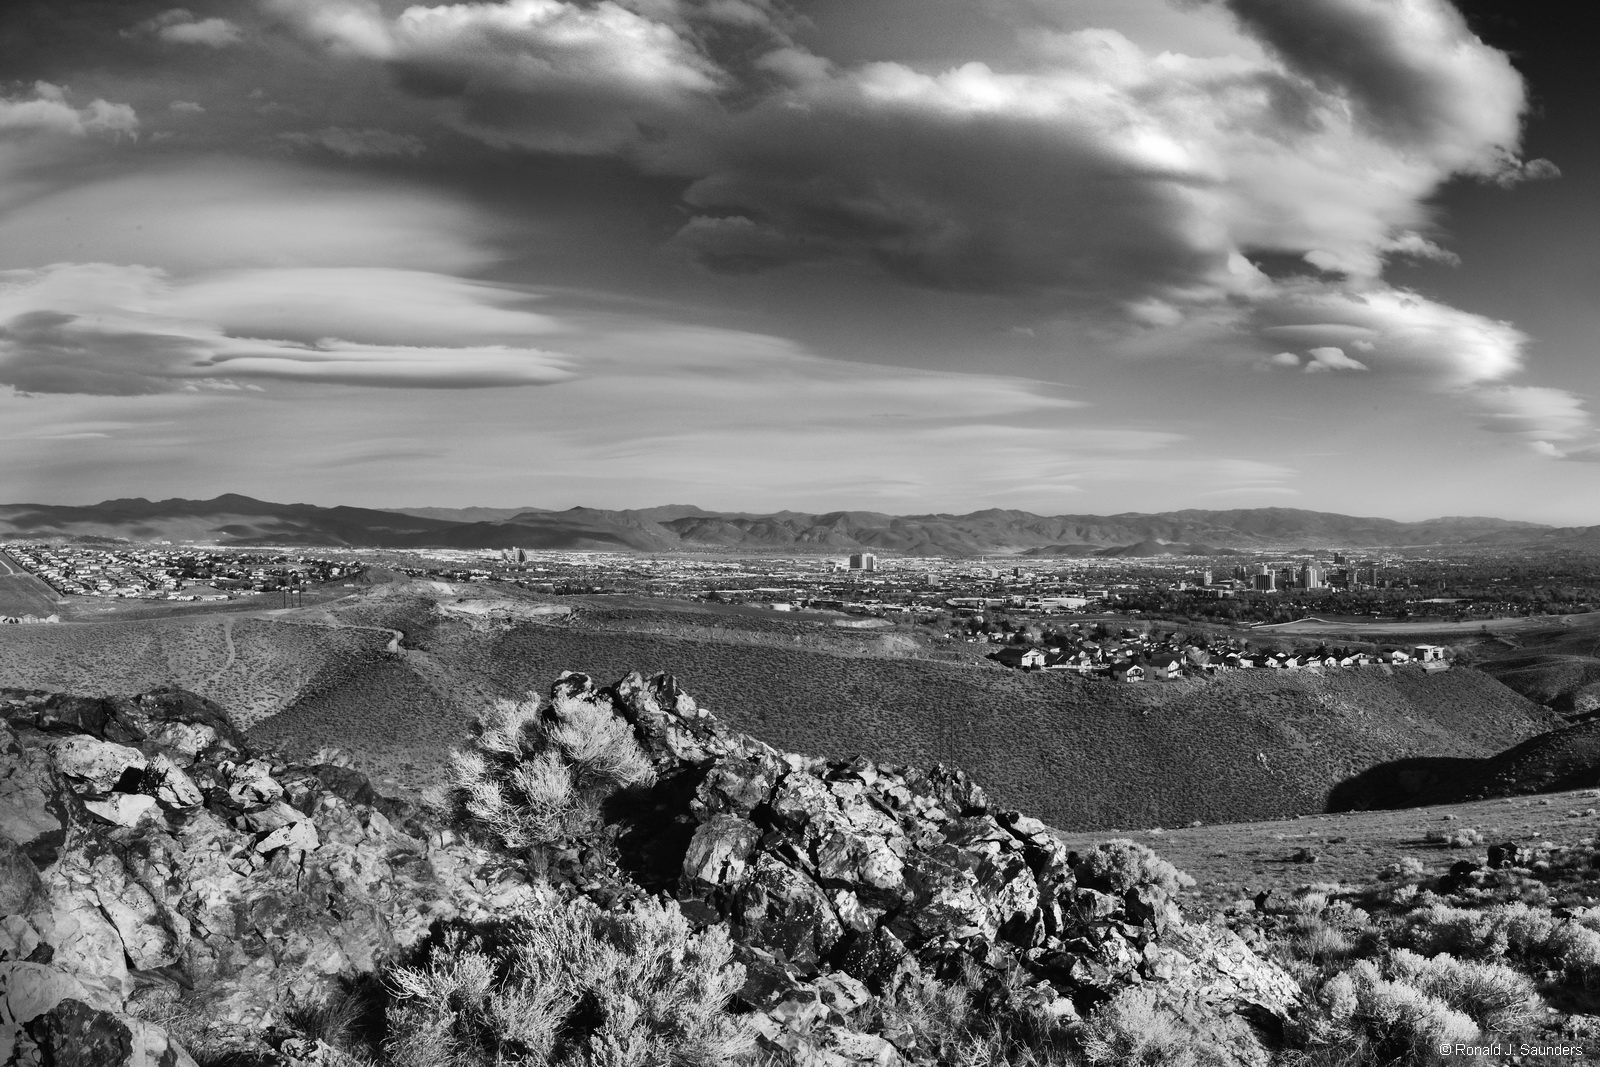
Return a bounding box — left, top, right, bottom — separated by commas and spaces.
683, 815, 762, 892
0, 963, 98, 1027
89, 853, 181, 970
24, 996, 132, 1067
0, 742, 71, 867
0, 916, 42, 962
254, 818, 320, 854
149, 756, 204, 810
815, 971, 872, 1017
240, 800, 307, 834
28, 891, 131, 1008
0, 837, 44, 916
145, 720, 220, 764
47, 736, 147, 795
0, 674, 1306, 1065
1489, 842, 1525, 869
82, 793, 162, 829
226, 759, 284, 807
110, 687, 244, 752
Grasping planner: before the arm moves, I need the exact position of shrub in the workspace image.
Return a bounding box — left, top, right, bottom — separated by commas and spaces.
858, 957, 1076, 1066
1075, 839, 1196, 896
1078, 986, 1247, 1067
385, 895, 749, 1067
1422, 828, 1484, 849
1386, 949, 1540, 1032
447, 692, 655, 849
1300, 960, 1478, 1062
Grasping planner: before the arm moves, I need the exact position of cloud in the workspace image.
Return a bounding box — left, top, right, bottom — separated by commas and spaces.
1256, 351, 1299, 370
265, 0, 1548, 402
1251, 282, 1525, 385
1491, 157, 1560, 188
1303, 346, 1367, 373
1473, 385, 1592, 449
129, 9, 245, 47
265, 0, 725, 153
0, 263, 573, 393
169, 100, 205, 114
0, 304, 1297, 512
0, 160, 494, 273
278, 126, 425, 158
1215, 0, 1522, 171
0, 83, 138, 139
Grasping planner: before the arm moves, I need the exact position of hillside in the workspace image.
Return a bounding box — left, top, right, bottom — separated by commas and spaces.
1417, 717, 1600, 803
0, 494, 1584, 553
1479, 652, 1600, 715
0, 578, 1564, 831
241, 590, 1559, 830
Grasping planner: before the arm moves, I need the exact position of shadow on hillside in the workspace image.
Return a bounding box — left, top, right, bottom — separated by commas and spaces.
1325, 756, 1486, 812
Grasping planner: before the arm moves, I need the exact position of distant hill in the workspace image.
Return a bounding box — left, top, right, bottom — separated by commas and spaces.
1088, 540, 1242, 558
0, 496, 1585, 554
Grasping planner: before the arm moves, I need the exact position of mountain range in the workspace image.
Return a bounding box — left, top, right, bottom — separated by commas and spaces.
0, 494, 1590, 554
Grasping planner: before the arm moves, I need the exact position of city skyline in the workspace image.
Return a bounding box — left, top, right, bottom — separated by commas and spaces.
3, 1, 1599, 523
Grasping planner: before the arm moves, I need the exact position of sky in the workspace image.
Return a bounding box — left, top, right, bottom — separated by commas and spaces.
2, 0, 1599, 522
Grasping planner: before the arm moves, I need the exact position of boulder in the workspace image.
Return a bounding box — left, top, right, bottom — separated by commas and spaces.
683, 815, 762, 892
24, 996, 132, 1066
47, 736, 147, 796
82, 793, 162, 829
0, 737, 71, 866
0, 837, 44, 916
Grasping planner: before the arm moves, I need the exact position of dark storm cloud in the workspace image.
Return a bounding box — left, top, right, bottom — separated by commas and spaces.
1217, 0, 1522, 166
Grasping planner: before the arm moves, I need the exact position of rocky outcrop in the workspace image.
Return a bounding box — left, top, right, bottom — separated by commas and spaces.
1, 676, 1301, 1066
590, 671, 1301, 1065
0, 687, 542, 1065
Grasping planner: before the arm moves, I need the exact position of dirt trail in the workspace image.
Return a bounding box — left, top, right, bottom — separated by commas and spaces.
202, 615, 238, 690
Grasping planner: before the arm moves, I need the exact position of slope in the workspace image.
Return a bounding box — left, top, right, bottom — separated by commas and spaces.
249, 597, 1559, 830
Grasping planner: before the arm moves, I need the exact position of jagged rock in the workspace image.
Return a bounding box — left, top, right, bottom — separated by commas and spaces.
149, 756, 204, 810
0, 837, 44, 916
1, 673, 1303, 1066
47, 736, 146, 796
0, 734, 70, 867
24, 996, 132, 1066
1489, 842, 1526, 869
225, 759, 284, 807
684, 815, 763, 892
82, 793, 161, 829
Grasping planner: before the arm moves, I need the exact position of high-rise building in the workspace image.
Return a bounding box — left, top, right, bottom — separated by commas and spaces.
848, 552, 877, 572
1199, 569, 1213, 587
1253, 572, 1276, 592
1299, 563, 1324, 590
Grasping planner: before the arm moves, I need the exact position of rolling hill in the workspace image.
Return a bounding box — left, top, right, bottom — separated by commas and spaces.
0, 495, 1585, 554
0, 574, 1569, 830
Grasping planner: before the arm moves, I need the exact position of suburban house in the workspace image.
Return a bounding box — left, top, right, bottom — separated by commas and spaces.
992, 647, 1047, 670
1109, 662, 1146, 683
1147, 656, 1183, 680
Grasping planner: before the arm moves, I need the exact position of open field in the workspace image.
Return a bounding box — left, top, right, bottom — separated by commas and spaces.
0, 612, 394, 726
0, 550, 60, 616
1059, 786, 1600, 913
1253, 610, 1600, 637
